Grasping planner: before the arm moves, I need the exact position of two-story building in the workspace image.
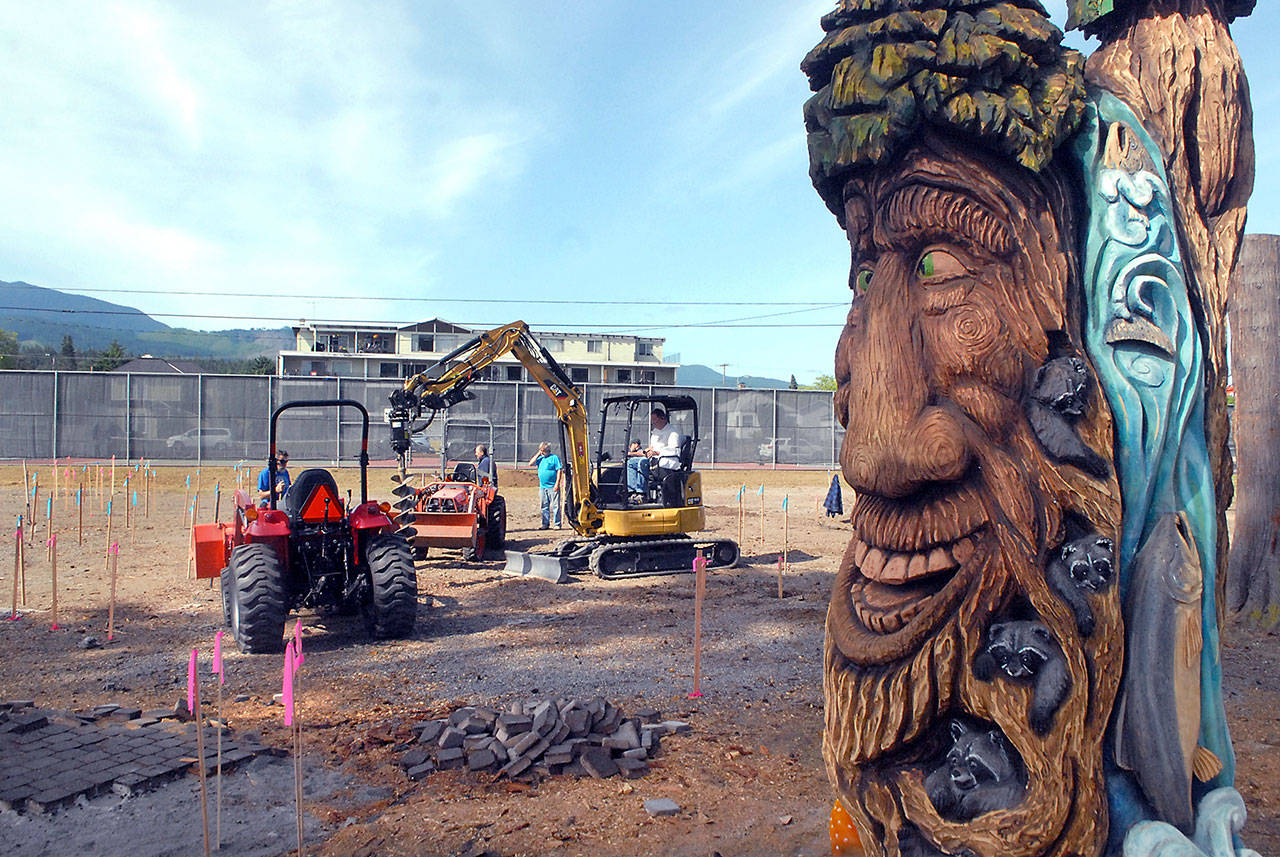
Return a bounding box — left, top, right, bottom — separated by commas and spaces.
278, 318, 676, 385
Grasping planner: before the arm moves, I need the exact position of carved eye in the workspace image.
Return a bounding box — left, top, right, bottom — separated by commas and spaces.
853, 268, 873, 294
917, 249, 965, 279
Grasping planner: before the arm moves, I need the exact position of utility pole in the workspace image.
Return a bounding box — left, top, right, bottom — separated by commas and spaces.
718, 364, 728, 385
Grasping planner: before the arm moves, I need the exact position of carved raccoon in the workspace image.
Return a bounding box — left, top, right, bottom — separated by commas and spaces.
1046, 534, 1116, 636
1027, 356, 1109, 478
925, 719, 1026, 821
973, 620, 1072, 734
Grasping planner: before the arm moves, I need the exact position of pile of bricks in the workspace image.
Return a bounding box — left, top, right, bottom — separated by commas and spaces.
0, 699, 269, 814
398, 698, 690, 782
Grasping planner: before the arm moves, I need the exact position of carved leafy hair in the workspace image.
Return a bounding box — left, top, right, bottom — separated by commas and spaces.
802, 0, 1087, 216
1066, 0, 1254, 35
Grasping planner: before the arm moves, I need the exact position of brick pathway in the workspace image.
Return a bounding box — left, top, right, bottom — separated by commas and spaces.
0, 700, 271, 814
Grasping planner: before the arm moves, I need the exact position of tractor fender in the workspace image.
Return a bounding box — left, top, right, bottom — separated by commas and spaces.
245, 508, 290, 540
350, 501, 393, 531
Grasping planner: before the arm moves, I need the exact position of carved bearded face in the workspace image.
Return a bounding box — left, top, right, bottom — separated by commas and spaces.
824, 136, 1123, 857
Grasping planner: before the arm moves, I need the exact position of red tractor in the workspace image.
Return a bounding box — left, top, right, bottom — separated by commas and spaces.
199, 399, 418, 653
394, 461, 506, 561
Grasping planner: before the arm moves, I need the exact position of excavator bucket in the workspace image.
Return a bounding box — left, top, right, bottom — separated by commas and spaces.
502, 550, 570, 583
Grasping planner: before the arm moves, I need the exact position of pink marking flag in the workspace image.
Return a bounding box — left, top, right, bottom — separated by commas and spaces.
188, 647, 198, 714
292, 620, 304, 670
213, 631, 225, 685
282, 641, 295, 726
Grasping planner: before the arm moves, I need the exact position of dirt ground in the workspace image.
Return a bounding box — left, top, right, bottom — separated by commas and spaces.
0, 463, 1276, 857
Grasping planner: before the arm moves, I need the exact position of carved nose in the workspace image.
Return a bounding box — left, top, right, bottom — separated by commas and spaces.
842, 406, 971, 498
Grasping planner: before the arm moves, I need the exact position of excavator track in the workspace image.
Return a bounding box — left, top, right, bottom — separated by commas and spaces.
587, 535, 740, 579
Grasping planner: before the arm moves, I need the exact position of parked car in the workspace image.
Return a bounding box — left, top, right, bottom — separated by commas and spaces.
166, 427, 233, 455
757, 436, 829, 464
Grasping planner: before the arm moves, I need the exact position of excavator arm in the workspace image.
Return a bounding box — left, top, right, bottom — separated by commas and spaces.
387, 321, 602, 536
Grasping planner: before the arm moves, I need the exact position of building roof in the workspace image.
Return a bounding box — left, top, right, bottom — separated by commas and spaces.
112, 356, 202, 373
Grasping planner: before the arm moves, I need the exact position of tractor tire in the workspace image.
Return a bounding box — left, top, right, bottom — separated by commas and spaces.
362, 533, 418, 639
486, 497, 507, 550
226, 542, 288, 654
219, 566, 234, 628
462, 524, 486, 562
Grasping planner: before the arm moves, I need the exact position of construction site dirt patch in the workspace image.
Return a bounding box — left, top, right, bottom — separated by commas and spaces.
0, 465, 1276, 856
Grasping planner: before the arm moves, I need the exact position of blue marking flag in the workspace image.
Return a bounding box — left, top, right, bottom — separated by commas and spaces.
782, 495, 788, 511
757, 484, 764, 496
106, 500, 112, 516
132, 491, 138, 507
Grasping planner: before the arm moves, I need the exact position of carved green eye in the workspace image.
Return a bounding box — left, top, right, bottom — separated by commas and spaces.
917, 249, 965, 279
854, 269, 872, 294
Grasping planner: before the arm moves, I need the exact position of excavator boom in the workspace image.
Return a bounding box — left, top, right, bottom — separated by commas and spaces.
387, 321, 602, 536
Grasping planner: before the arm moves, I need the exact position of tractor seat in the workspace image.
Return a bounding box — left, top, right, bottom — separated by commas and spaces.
449, 462, 479, 483
287, 468, 345, 524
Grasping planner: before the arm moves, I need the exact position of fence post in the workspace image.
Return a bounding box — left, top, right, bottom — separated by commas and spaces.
772, 389, 779, 469
831, 390, 838, 468
335, 377, 343, 467
51, 370, 59, 461
513, 381, 521, 465
124, 373, 132, 463
709, 387, 717, 469
196, 374, 204, 466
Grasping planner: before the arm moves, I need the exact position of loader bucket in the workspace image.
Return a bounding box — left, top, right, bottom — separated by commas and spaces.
502, 550, 570, 583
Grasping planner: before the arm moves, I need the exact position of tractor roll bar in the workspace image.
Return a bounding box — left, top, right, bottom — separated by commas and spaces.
268, 398, 371, 509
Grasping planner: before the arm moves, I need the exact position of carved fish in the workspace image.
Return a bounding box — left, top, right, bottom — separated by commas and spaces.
1114, 512, 1221, 833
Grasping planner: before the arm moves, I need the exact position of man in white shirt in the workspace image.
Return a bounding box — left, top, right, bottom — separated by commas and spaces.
644, 408, 685, 505
646, 409, 682, 470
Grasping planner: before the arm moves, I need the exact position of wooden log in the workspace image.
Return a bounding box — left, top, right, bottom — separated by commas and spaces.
1226, 234, 1280, 629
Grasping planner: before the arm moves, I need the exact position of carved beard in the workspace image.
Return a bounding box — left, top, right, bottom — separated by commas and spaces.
823, 411, 1123, 857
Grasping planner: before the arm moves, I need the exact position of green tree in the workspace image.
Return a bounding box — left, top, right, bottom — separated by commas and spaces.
0, 329, 17, 369
803, 373, 837, 391
92, 340, 129, 372
60, 335, 77, 370
248, 356, 275, 375
17, 343, 52, 369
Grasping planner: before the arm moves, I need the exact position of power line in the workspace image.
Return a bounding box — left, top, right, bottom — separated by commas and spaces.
0, 304, 848, 330
4, 285, 838, 308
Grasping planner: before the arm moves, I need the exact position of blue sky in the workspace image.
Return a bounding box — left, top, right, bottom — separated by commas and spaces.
1, 1, 1275, 383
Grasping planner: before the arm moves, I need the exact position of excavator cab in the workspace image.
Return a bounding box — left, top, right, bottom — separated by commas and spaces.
594, 394, 700, 511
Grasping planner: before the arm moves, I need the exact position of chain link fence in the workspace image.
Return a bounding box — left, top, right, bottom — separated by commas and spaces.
0, 371, 843, 468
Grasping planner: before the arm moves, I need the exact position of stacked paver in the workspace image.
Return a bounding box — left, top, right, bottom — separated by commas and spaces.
399, 698, 690, 782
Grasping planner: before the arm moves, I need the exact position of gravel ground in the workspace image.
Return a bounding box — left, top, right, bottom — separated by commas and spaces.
0, 463, 1275, 857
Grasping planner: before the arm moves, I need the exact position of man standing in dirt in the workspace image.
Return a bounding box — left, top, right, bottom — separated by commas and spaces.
528, 442, 562, 529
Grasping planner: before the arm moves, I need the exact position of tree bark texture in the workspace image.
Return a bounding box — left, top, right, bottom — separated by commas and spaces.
1084, 0, 1254, 621
1226, 234, 1280, 629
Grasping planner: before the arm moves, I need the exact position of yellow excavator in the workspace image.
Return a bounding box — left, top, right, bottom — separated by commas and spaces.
385, 321, 739, 579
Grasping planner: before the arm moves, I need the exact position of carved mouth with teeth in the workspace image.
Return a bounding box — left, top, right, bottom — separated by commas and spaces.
848, 532, 979, 635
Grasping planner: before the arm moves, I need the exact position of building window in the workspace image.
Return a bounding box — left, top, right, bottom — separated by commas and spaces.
637, 342, 654, 357
308, 360, 327, 376
587, 339, 603, 353
379, 362, 400, 378
417, 335, 434, 352
505, 366, 523, 382
545, 338, 564, 352
570, 367, 589, 384
639, 369, 656, 383
614, 369, 632, 383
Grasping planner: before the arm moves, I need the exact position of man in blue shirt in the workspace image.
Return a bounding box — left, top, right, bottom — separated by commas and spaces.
257, 449, 291, 507
475, 444, 496, 485
527, 442, 562, 529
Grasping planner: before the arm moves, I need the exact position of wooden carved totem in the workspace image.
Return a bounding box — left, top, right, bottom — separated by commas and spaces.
803, 2, 1257, 856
